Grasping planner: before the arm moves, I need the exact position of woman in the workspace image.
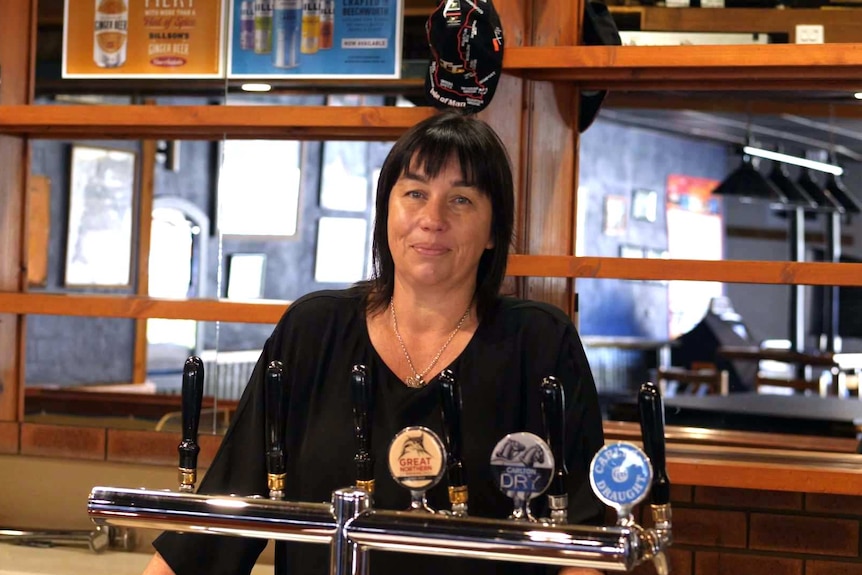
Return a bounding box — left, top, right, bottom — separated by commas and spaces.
145, 111, 606, 575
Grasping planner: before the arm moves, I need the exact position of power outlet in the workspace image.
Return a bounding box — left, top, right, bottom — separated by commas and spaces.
796, 25, 824, 44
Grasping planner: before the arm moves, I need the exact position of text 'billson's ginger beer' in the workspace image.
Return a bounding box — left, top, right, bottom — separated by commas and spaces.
319, 0, 334, 50
300, 0, 320, 54
94, 0, 128, 68
273, 0, 302, 68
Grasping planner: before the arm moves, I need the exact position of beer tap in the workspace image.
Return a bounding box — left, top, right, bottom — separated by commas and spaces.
351, 365, 375, 495
438, 369, 468, 517
178, 356, 205, 493
265, 361, 289, 500
540, 376, 568, 524
638, 381, 673, 575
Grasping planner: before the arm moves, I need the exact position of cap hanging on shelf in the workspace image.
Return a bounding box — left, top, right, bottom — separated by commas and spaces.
797, 169, 845, 214
712, 151, 788, 204
424, 0, 504, 115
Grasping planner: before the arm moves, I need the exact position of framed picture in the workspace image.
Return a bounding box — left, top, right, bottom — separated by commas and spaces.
227, 253, 267, 299
631, 188, 659, 223
65, 145, 137, 287
314, 217, 368, 283
217, 139, 302, 238
602, 194, 628, 236
319, 141, 370, 212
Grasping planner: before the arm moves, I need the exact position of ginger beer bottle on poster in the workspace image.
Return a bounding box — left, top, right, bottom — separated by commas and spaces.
273, 0, 302, 68
300, 0, 320, 54
93, 0, 128, 68
319, 0, 334, 50
254, 1, 273, 54
240, 1, 256, 51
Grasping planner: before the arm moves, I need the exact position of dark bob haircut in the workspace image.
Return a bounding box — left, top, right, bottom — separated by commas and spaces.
360, 111, 514, 320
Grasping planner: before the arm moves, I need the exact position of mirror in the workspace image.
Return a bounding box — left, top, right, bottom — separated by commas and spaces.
20, 0, 862, 451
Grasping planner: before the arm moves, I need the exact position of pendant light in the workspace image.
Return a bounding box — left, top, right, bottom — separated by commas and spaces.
769, 162, 817, 210
797, 169, 845, 214
825, 172, 862, 215
712, 150, 788, 204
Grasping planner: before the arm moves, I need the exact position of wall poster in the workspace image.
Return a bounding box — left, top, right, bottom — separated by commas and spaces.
227, 0, 402, 78
665, 174, 723, 339
63, 0, 226, 78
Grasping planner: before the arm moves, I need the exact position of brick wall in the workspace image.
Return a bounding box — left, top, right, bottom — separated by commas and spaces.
631, 485, 862, 575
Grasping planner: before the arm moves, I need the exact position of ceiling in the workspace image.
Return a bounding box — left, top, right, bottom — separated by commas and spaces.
600, 91, 862, 165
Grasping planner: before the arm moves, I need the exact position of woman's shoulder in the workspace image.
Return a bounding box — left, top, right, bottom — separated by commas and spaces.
494, 296, 574, 328
276, 287, 364, 328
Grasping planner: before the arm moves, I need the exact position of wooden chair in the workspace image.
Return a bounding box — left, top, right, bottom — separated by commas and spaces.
657, 364, 729, 397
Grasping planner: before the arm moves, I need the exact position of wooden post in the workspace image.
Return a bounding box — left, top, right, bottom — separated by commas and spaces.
484, 0, 583, 316
0, 0, 35, 422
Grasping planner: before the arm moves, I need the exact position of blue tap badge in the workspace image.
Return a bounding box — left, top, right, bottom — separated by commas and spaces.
589, 442, 652, 512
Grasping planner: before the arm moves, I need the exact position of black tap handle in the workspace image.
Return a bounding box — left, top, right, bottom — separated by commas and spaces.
540, 376, 568, 497
178, 356, 205, 483
351, 365, 374, 484
638, 381, 670, 505
438, 369, 466, 489
265, 361, 288, 478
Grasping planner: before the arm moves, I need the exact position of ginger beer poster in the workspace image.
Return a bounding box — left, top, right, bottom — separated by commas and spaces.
63, 0, 226, 78
227, 0, 402, 78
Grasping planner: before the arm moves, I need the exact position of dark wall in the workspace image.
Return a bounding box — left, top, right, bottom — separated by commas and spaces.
577, 118, 732, 339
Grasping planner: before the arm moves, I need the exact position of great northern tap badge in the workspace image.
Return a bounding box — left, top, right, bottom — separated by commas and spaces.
589, 442, 652, 515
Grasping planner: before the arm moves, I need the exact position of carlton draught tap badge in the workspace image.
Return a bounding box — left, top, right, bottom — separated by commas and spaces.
589, 442, 652, 516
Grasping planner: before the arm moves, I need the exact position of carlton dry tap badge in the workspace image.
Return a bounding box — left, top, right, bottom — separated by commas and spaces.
490, 432, 554, 521
589, 442, 652, 516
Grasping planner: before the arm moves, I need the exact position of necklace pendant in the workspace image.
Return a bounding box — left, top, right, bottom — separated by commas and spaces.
406, 374, 425, 388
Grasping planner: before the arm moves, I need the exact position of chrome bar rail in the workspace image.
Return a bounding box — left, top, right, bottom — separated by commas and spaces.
88, 486, 644, 572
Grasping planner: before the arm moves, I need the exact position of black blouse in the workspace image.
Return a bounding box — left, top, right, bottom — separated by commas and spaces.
154, 288, 605, 575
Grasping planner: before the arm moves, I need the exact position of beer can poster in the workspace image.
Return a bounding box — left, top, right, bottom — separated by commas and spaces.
227, 0, 401, 78
63, 0, 226, 78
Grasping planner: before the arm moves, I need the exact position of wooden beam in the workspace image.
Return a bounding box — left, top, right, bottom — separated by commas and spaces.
0, 293, 288, 324
0, 0, 35, 423
133, 140, 157, 385
505, 255, 862, 286
0, 105, 436, 140
2, 258, 861, 327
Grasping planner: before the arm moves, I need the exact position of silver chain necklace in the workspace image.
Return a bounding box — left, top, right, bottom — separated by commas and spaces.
390, 298, 471, 388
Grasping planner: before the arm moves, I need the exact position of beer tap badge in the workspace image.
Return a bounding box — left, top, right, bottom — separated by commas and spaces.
588, 442, 652, 512
388, 426, 446, 491
490, 432, 554, 501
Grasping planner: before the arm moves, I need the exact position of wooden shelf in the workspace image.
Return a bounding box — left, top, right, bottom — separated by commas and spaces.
0, 105, 435, 140
3, 258, 861, 324
612, 6, 862, 43
504, 43, 862, 90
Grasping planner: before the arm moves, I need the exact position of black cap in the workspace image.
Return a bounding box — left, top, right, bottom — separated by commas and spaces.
425, 0, 504, 114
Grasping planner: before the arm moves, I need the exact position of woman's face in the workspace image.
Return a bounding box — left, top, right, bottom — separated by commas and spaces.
387, 157, 494, 293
